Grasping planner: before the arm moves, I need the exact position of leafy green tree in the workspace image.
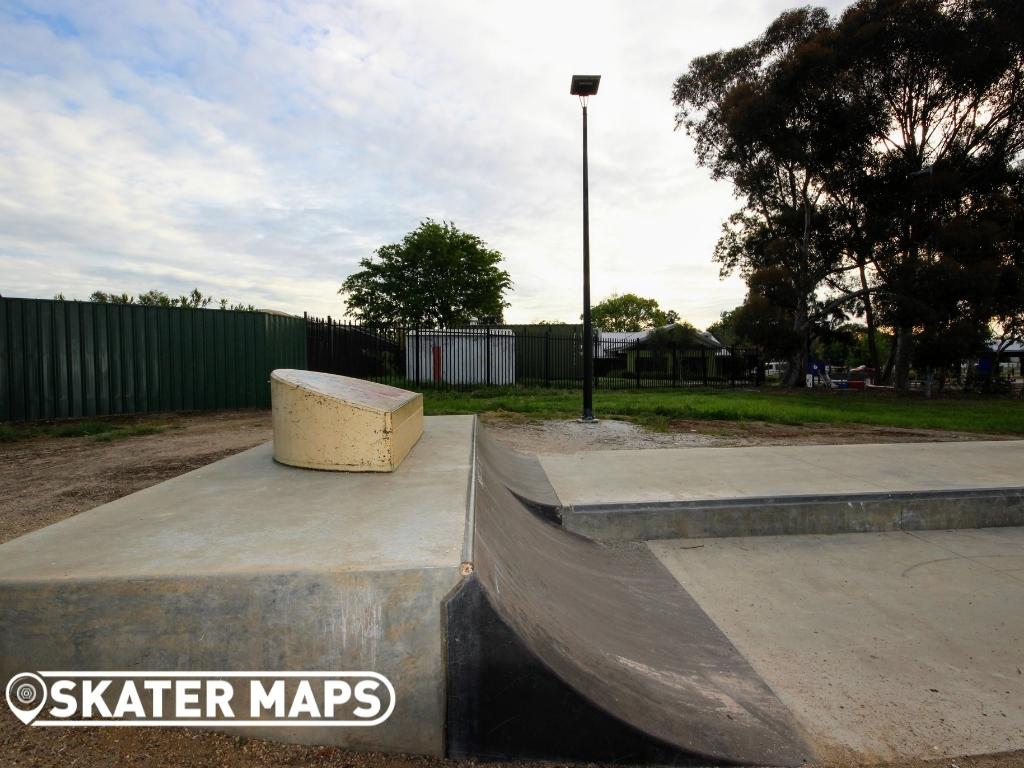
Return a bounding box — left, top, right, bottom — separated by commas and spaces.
135, 289, 216, 308
814, 322, 896, 377
339, 219, 511, 327
731, 278, 804, 363
589, 293, 679, 332
645, 322, 700, 350
993, 185, 1024, 354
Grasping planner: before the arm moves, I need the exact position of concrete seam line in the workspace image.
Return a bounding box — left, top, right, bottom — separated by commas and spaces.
460, 415, 478, 571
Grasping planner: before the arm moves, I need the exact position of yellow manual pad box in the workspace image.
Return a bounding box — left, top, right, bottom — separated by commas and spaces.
271, 370, 423, 472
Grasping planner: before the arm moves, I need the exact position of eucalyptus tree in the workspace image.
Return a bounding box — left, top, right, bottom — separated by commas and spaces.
675, 0, 1024, 389
673, 7, 872, 385
832, 0, 1024, 387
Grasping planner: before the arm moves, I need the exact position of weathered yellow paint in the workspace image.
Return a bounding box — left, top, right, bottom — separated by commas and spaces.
271, 370, 424, 472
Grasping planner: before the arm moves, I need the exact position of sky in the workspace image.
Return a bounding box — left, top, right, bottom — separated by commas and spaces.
0, 0, 847, 328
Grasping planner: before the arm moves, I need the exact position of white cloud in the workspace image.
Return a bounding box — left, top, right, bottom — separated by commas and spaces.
0, 0, 850, 325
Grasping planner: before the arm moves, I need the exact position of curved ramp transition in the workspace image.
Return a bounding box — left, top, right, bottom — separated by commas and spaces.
446, 427, 812, 765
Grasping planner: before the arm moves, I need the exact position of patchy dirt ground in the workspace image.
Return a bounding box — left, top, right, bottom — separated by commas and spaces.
1, 705, 1021, 768
1, 409, 1021, 768
0, 410, 272, 545
0, 706, 553, 768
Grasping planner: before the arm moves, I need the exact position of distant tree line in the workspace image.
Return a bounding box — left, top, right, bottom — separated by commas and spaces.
53, 288, 256, 311
675, 0, 1023, 389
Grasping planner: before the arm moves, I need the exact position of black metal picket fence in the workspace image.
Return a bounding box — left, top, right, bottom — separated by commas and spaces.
306, 316, 762, 391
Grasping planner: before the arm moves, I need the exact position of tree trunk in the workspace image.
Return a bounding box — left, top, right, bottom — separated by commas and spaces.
783, 348, 807, 388
880, 337, 896, 384
893, 325, 914, 391
857, 256, 880, 372
782, 308, 809, 388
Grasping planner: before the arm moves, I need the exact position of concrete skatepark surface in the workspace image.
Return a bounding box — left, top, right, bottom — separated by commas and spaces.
0, 416, 473, 756
541, 441, 1024, 539
2, 400, 1023, 765
650, 529, 1024, 760
543, 441, 1024, 506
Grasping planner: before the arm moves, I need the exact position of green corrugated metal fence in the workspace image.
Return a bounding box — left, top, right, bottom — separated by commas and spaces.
0, 297, 307, 421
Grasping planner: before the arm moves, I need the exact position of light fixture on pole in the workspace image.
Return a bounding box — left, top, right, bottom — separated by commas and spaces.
570, 74, 600, 422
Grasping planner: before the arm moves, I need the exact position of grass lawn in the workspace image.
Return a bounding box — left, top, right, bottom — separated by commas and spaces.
422, 387, 1024, 435
2, 388, 1021, 440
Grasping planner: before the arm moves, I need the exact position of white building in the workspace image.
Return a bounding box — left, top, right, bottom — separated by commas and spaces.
405, 328, 515, 386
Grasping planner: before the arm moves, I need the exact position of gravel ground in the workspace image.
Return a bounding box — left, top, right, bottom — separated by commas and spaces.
1, 409, 1020, 768
479, 414, 1008, 454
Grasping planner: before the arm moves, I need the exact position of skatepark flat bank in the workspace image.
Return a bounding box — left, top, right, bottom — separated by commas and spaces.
2, 410, 1022, 764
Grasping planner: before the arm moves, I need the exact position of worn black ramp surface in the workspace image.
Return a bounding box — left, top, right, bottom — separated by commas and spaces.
446, 575, 700, 764
451, 427, 812, 766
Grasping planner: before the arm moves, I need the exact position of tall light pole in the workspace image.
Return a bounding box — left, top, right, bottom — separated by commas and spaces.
571, 74, 600, 422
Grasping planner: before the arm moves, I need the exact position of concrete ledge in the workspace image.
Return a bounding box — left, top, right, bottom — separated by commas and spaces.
271, 370, 423, 472
0, 567, 457, 752
561, 487, 1024, 541
0, 415, 474, 756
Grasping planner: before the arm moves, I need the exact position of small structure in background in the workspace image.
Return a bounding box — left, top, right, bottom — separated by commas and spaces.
596, 325, 722, 358
595, 324, 730, 382
976, 339, 1024, 395
405, 328, 515, 386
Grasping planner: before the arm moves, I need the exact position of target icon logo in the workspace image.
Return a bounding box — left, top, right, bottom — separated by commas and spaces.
5, 672, 47, 725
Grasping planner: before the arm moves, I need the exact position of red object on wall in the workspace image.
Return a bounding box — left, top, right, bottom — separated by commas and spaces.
432, 346, 443, 383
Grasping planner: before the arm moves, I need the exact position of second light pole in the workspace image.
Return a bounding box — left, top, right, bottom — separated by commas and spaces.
570, 74, 600, 422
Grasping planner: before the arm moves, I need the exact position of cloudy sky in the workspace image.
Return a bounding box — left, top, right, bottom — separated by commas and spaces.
0, 0, 846, 327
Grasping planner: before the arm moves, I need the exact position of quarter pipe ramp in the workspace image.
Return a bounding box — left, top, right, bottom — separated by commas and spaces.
446, 427, 812, 765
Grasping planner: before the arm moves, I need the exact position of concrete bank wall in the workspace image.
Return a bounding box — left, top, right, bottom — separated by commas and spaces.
0, 416, 475, 755
0, 566, 460, 754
